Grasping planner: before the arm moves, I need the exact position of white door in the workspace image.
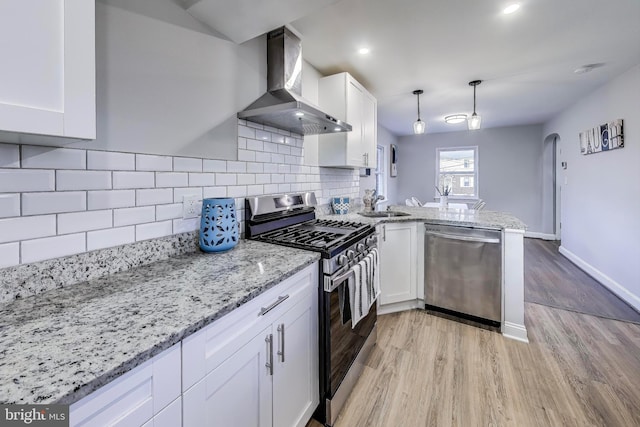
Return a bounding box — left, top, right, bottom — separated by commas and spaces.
0, 0, 95, 139
183, 326, 273, 427
379, 223, 418, 305
272, 290, 319, 427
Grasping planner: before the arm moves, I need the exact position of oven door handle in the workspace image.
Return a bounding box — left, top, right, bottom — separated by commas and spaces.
324, 266, 356, 292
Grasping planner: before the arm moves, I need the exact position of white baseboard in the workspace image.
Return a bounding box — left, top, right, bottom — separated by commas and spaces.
559, 245, 640, 312
377, 299, 422, 315
524, 231, 557, 240
502, 322, 529, 343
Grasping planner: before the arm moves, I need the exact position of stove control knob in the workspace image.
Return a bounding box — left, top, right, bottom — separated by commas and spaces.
346, 250, 356, 260
337, 255, 349, 266
356, 243, 366, 252
366, 236, 377, 246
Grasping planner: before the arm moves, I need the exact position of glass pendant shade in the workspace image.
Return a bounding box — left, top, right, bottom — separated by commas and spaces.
468, 113, 482, 130
413, 119, 426, 134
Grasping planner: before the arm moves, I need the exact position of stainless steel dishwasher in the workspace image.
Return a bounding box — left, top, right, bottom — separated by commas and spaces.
424, 224, 502, 326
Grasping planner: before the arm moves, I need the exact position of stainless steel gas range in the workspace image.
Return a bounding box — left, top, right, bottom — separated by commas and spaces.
245, 192, 378, 426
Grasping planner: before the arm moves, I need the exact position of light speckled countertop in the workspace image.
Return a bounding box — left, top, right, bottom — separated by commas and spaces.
0, 240, 319, 405
320, 205, 527, 230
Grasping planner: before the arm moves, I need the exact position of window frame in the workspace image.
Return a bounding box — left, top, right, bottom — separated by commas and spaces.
375, 145, 386, 198
435, 146, 479, 200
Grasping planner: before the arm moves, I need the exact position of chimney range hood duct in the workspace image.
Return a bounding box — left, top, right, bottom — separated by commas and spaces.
238, 27, 352, 135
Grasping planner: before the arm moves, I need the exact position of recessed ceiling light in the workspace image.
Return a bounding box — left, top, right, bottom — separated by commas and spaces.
295, 112, 304, 117
334, 127, 341, 131
444, 114, 467, 124
503, 3, 520, 14
358, 47, 370, 55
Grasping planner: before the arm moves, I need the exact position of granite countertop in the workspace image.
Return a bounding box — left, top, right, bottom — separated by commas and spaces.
0, 240, 320, 405
319, 205, 527, 230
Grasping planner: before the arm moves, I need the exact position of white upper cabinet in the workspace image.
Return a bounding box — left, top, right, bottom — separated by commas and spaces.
318, 72, 377, 169
0, 0, 96, 139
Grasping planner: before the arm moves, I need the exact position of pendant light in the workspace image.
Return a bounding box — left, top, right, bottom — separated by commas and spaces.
468, 80, 482, 130
412, 89, 426, 134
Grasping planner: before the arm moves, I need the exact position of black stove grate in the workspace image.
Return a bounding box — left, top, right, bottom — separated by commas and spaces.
256, 219, 371, 251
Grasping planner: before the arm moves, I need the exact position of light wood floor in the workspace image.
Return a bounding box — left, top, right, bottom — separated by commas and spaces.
308, 244, 640, 427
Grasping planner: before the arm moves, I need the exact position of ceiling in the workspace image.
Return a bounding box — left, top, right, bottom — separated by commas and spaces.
289, 0, 640, 136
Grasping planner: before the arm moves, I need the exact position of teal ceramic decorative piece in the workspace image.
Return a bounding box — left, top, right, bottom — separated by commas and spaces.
332, 197, 350, 215
199, 198, 239, 252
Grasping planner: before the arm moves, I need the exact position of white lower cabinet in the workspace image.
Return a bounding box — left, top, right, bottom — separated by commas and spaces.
69, 343, 181, 427
378, 222, 419, 307
141, 398, 182, 427
182, 263, 319, 427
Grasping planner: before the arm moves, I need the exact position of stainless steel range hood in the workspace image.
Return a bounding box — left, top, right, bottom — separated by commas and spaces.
238, 27, 352, 135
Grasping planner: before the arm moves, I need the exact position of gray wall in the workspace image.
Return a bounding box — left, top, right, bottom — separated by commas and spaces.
396, 124, 544, 232
543, 64, 640, 308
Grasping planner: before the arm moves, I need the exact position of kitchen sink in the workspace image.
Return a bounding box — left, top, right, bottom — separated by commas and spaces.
358, 211, 411, 218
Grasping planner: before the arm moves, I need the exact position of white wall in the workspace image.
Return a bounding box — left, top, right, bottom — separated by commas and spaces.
359, 125, 399, 204
396, 125, 545, 232
543, 64, 640, 309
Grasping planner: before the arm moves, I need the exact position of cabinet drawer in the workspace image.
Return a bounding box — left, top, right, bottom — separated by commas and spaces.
182, 263, 317, 391
70, 343, 181, 427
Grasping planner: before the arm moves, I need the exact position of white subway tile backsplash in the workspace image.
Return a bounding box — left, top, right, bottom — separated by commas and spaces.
227, 161, 246, 173
255, 152, 271, 163
174, 187, 203, 203
188, 173, 215, 187
238, 150, 256, 162
271, 174, 284, 184
227, 186, 247, 197
0, 144, 20, 168
113, 206, 155, 227
263, 184, 279, 194
156, 203, 183, 221
22, 146, 86, 170
0, 242, 19, 268
247, 185, 263, 196
271, 154, 285, 163
0, 169, 55, 192
238, 126, 255, 139
277, 144, 291, 155
156, 172, 188, 188
87, 151, 135, 170
0, 194, 20, 218
285, 174, 296, 183
255, 174, 271, 184
278, 164, 290, 174
0, 215, 56, 243
87, 226, 135, 251
58, 210, 112, 234
173, 157, 202, 172
285, 136, 296, 145
246, 139, 264, 151
22, 192, 86, 216
291, 147, 303, 156
246, 121, 262, 130
215, 173, 236, 186
136, 154, 172, 171
272, 134, 286, 144
57, 171, 111, 191
88, 190, 135, 210
285, 155, 301, 165
255, 130, 272, 142
237, 174, 255, 185
136, 188, 173, 206
238, 138, 247, 150
203, 186, 226, 198
246, 162, 263, 173
263, 163, 278, 173
263, 142, 278, 153
113, 171, 154, 189
173, 217, 199, 233
203, 159, 226, 172
21, 233, 86, 264
136, 220, 172, 241
278, 184, 291, 192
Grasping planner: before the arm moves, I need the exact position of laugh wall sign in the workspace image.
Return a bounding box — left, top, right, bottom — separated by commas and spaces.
579, 119, 624, 155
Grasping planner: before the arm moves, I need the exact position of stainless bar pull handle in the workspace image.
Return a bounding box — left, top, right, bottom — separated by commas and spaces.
425, 230, 500, 244
265, 334, 273, 376
277, 323, 285, 362
382, 225, 386, 242
259, 295, 289, 316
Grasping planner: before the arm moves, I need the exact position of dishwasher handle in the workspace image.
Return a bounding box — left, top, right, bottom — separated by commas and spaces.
425, 230, 500, 244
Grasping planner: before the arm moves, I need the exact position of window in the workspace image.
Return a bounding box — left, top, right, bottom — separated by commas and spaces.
436, 147, 478, 198
375, 146, 385, 197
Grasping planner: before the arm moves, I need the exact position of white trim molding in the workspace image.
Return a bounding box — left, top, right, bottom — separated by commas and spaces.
524, 231, 557, 240
502, 322, 529, 343
559, 245, 640, 312
377, 300, 422, 315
